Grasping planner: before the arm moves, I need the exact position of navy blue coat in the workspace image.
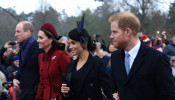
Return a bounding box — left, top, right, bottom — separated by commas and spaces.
163, 42, 175, 58
111, 41, 175, 100
15, 40, 41, 100
64, 53, 115, 100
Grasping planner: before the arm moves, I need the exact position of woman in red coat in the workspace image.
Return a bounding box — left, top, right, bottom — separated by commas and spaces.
35, 23, 70, 100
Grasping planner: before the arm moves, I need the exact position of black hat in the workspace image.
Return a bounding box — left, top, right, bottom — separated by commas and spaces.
68, 14, 89, 43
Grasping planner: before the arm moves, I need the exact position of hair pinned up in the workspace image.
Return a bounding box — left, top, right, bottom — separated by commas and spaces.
68, 14, 96, 51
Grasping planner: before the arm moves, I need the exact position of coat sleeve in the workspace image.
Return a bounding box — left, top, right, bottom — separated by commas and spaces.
0, 46, 6, 61
98, 60, 116, 100
35, 77, 44, 100
6, 66, 14, 81
163, 45, 171, 58
14, 68, 20, 80
155, 54, 175, 99
35, 55, 44, 100
6, 52, 16, 65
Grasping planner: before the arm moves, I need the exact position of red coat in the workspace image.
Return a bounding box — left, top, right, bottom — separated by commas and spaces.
35, 47, 70, 100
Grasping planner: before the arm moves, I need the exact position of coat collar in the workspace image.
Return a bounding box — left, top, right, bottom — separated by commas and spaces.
43, 47, 56, 61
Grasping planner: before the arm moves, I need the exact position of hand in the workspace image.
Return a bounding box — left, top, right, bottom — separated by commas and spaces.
13, 47, 20, 54
113, 92, 119, 100
14, 41, 19, 47
162, 31, 166, 35
157, 47, 163, 52
4, 41, 11, 49
13, 79, 20, 87
61, 83, 70, 94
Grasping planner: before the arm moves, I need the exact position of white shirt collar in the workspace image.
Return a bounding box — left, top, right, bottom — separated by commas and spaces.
128, 40, 141, 59
125, 40, 141, 69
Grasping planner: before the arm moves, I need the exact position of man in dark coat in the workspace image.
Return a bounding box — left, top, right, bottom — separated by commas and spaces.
13, 21, 41, 100
109, 11, 175, 100
163, 36, 175, 58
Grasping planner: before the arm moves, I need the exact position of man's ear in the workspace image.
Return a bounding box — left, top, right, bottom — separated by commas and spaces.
25, 30, 31, 36
125, 28, 132, 36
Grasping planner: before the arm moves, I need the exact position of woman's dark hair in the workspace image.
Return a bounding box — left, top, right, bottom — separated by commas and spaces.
68, 14, 96, 51
68, 28, 95, 51
43, 30, 65, 51
106, 43, 113, 53
87, 36, 96, 51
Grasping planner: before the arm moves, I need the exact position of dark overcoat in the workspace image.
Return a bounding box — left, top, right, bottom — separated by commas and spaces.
111, 41, 175, 100
15, 40, 41, 100
64, 54, 115, 100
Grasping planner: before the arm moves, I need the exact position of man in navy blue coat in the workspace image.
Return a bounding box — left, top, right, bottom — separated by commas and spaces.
13, 21, 41, 100
109, 11, 175, 100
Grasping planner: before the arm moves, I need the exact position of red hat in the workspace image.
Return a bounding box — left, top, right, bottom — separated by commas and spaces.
141, 34, 152, 47
41, 23, 61, 40
141, 34, 150, 42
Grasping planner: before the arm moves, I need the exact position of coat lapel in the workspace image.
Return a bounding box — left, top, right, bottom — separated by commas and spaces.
118, 50, 128, 83
124, 42, 147, 85
77, 54, 94, 94
67, 54, 94, 95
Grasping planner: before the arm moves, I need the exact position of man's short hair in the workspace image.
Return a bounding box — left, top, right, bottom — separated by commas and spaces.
18, 21, 34, 34
109, 11, 140, 35
95, 42, 101, 47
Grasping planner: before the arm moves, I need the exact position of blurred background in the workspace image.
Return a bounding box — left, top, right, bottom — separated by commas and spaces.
0, 0, 174, 46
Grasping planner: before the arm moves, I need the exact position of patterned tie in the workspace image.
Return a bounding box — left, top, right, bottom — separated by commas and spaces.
125, 53, 130, 75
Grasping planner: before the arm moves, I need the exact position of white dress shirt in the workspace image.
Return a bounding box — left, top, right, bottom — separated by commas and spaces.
125, 40, 141, 69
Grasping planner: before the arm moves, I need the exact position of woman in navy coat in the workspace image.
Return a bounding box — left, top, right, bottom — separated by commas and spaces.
61, 16, 115, 100
35, 23, 70, 100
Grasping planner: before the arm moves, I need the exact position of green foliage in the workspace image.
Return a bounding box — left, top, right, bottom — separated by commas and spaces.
32, 7, 60, 37
0, 0, 174, 47
0, 8, 18, 47
167, 3, 175, 36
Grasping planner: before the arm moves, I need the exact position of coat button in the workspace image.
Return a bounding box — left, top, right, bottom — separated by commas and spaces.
90, 83, 93, 87
88, 97, 91, 100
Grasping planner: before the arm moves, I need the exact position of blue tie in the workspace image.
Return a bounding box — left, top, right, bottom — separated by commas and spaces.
125, 53, 130, 75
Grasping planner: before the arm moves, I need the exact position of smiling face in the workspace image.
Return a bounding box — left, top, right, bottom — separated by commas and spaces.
37, 30, 53, 53
97, 49, 105, 58
68, 38, 84, 56
110, 21, 128, 49
108, 44, 115, 52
